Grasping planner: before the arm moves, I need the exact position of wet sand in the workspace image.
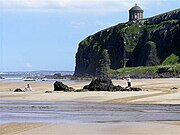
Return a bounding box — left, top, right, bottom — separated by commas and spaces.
1, 101, 179, 123
0, 78, 180, 135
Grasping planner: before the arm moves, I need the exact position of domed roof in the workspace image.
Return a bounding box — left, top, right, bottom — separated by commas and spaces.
130, 4, 143, 11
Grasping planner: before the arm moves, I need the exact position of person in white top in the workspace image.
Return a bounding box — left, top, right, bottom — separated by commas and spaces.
125, 75, 131, 87
25, 84, 32, 91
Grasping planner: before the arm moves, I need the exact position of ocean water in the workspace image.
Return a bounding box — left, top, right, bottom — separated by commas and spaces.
0, 71, 74, 80
0, 71, 89, 85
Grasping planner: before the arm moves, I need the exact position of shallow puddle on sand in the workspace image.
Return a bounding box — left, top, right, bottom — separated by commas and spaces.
0, 100, 180, 124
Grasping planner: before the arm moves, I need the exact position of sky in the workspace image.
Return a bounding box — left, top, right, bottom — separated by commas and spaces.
0, 0, 179, 72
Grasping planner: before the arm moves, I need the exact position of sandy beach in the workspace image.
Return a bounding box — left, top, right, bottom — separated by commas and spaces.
0, 78, 179, 104
0, 78, 180, 135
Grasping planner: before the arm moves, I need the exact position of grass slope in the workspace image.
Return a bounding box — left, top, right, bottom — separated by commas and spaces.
109, 64, 180, 76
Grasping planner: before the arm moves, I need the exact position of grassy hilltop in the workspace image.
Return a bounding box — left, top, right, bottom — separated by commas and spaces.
74, 9, 180, 78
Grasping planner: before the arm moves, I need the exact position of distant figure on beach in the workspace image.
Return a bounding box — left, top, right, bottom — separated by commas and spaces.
25, 84, 32, 91
124, 75, 131, 88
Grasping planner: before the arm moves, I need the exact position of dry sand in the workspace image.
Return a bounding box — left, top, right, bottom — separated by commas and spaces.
0, 78, 179, 104
0, 78, 180, 135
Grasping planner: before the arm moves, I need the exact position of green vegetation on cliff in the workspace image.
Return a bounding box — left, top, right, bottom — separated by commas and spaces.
162, 52, 180, 65
74, 9, 180, 77
109, 64, 180, 77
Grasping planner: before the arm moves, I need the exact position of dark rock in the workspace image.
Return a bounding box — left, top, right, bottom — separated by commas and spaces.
129, 87, 142, 91
83, 85, 89, 89
83, 78, 142, 91
54, 81, 75, 92
113, 86, 142, 91
75, 89, 89, 92
95, 49, 111, 78
14, 88, 25, 92
132, 41, 160, 66
171, 87, 178, 90
113, 85, 124, 91
83, 78, 114, 91
45, 91, 53, 93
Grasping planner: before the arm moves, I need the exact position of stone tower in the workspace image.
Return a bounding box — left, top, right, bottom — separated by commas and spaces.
129, 4, 143, 21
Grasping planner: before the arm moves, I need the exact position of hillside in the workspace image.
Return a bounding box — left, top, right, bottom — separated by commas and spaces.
74, 9, 180, 77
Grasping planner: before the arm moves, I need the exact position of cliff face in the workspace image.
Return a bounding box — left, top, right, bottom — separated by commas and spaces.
74, 9, 180, 77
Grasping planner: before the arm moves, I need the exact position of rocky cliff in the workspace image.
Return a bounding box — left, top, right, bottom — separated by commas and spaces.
74, 9, 180, 77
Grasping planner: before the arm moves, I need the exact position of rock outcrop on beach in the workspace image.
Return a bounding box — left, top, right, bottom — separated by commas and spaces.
74, 9, 180, 77
83, 78, 114, 91
14, 88, 25, 92
83, 78, 142, 91
54, 81, 75, 92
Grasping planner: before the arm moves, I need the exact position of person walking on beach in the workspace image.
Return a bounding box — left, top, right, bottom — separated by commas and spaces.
25, 84, 32, 91
125, 75, 131, 88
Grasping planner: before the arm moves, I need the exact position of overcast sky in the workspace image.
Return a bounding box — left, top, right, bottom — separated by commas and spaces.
0, 0, 179, 71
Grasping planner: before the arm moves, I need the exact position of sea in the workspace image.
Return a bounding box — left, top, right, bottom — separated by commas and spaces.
0, 71, 79, 84
0, 71, 74, 80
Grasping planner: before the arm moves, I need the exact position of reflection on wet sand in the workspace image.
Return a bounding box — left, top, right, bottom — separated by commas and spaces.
1, 100, 180, 124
